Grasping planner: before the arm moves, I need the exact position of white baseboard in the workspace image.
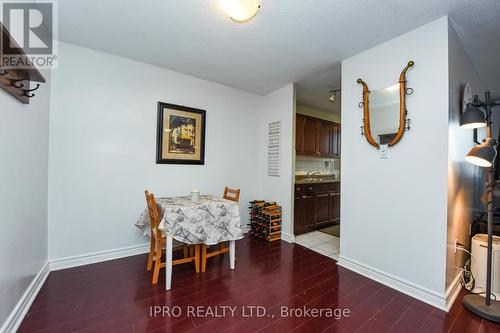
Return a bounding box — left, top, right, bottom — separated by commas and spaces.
281, 232, 295, 243
49, 243, 150, 271
338, 255, 448, 311
1, 262, 49, 333
1, 243, 159, 332
445, 272, 462, 311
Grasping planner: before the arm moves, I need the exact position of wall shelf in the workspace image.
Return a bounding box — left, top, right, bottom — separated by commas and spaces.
0, 23, 46, 104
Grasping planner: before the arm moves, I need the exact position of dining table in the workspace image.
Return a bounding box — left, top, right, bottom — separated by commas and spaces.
135, 194, 244, 290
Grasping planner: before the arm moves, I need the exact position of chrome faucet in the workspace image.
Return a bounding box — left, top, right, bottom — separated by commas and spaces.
305, 171, 320, 178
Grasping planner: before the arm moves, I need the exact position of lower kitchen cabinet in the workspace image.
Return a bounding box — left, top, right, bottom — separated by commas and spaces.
315, 192, 331, 225
330, 192, 340, 221
294, 195, 316, 234
294, 182, 340, 235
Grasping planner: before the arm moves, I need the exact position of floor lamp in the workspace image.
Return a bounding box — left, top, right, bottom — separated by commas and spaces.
460, 91, 500, 322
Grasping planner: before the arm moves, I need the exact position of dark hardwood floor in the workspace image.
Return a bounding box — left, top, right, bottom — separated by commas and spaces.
18, 237, 500, 333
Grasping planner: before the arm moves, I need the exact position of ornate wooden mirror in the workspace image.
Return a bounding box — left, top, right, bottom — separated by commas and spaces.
357, 61, 414, 149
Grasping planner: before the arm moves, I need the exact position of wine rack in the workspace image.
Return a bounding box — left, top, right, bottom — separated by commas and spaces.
249, 200, 282, 242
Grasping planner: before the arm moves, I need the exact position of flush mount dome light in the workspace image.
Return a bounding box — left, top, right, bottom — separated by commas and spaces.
220, 0, 260, 22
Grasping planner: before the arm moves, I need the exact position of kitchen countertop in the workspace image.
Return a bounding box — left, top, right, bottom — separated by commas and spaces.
295, 178, 340, 185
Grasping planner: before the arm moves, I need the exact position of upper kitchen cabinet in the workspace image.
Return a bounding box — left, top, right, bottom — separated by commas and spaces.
318, 121, 331, 156
295, 114, 340, 157
302, 116, 318, 154
295, 115, 305, 153
331, 123, 341, 156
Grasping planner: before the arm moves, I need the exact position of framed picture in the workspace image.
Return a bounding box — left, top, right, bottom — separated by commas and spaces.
156, 102, 206, 165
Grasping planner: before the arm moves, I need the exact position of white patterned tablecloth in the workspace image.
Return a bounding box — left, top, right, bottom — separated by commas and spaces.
136, 195, 244, 245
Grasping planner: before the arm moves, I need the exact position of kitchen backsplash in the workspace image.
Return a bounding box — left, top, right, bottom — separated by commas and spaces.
295, 156, 340, 177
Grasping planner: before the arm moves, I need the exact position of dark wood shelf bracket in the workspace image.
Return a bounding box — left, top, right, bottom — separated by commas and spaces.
0, 23, 46, 104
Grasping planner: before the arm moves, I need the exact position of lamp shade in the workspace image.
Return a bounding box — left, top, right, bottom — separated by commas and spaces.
465, 138, 497, 167
460, 104, 486, 129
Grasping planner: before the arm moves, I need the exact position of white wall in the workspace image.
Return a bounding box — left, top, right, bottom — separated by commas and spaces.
48, 42, 271, 260
340, 17, 450, 306
259, 84, 295, 239
446, 22, 486, 289
0, 72, 51, 327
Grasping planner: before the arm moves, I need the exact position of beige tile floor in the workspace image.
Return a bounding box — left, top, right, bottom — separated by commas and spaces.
294, 230, 340, 260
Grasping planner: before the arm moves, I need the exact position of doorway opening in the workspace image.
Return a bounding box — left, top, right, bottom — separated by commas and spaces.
293, 64, 341, 260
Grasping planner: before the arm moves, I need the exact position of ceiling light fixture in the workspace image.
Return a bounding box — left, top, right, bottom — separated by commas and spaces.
329, 89, 340, 103
220, 0, 260, 23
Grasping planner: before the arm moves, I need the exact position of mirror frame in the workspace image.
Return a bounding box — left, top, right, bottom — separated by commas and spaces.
357, 61, 414, 149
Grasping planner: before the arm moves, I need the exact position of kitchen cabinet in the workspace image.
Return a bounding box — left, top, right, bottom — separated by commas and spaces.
295, 115, 304, 153
294, 197, 303, 234
330, 123, 341, 156
294, 184, 316, 234
315, 192, 331, 225
303, 196, 316, 230
336, 125, 341, 155
294, 182, 340, 235
296, 114, 340, 157
330, 192, 340, 221
318, 121, 331, 156
302, 117, 318, 154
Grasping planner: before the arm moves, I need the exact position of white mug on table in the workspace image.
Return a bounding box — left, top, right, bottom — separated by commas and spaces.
191, 189, 200, 202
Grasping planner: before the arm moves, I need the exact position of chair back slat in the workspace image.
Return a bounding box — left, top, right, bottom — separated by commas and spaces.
149, 194, 163, 239
145, 190, 162, 238
223, 187, 240, 203
145, 190, 154, 234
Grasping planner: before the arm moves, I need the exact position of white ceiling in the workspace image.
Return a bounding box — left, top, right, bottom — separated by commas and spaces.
57, 0, 500, 114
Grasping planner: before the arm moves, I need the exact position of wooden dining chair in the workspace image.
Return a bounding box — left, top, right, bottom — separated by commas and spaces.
145, 190, 191, 270
200, 187, 240, 272
223, 186, 240, 203
144, 191, 200, 285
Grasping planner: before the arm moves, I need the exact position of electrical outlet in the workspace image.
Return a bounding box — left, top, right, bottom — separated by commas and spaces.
454, 238, 458, 253
379, 144, 388, 159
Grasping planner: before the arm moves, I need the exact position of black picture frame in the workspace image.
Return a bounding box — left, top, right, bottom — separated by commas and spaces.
156, 102, 206, 165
